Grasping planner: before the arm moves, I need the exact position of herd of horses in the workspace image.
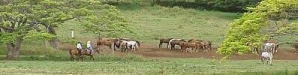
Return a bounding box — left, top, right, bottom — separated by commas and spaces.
159, 38, 212, 52
69, 38, 212, 61
69, 37, 298, 65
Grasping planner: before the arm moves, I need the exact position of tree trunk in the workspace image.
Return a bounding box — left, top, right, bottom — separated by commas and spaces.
6, 37, 23, 59
47, 26, 59, 50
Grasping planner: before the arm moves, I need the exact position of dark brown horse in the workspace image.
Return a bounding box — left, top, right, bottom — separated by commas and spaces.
69, 49, 99, 61
169, 39, 186, 50
294, 42, 298, 54
97, 38, 119, 51
159, 38, 173, 48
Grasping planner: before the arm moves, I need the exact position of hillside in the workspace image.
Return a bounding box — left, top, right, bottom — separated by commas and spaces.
0, 5, 297, 57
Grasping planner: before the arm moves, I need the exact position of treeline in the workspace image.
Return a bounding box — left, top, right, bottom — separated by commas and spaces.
101, 0, 261, 12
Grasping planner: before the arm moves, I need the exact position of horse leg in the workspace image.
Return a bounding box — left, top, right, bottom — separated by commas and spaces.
171, 45, 175, 50
261, 57, 264, 64
159, 42, 162, 48
70, 55, 74, 61
269, 54, 273, 66
90, 55, 94, 60
80, 55, 84, 61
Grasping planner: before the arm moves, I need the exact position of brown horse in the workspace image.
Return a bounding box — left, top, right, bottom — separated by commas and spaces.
159, 38, 173, 48
97, 38, 119, 51
168, 39, 186, 50
188, 39, 204, 50
180, 41, 200, 52
201, 41, 212, 51
69, 48, 99, 61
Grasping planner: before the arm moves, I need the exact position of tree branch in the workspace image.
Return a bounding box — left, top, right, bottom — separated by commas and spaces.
0, 26, 15, 31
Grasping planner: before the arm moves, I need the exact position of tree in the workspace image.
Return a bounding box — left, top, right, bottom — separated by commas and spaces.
217, 0, 298, 59
0, 0, 129, 59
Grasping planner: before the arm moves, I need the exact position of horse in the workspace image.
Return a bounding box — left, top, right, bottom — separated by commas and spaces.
69, 48, 99, 61
119, 40, 128, 52
202, 41, 212, 51
293, 42, 298, 54
260, 43, 275, 65
126, 40, 140, 52
97, 38, 119, 51
168, 39, 186, 50
159, 38, 173, 48
264, 39, 278, 54
114, 38, 141, 52
180, 41, 200, 52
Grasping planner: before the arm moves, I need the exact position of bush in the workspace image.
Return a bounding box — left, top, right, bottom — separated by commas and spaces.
112, 0, 260, 12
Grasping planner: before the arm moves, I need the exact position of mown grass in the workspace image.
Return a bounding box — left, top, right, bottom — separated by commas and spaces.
0, 58, 298, 75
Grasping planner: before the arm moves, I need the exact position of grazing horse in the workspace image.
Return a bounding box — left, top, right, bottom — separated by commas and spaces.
168, 39, 186, 50
261, 43, 275, 65
180, 41, 199, 52
97, 38, 118, 51
293, 42, 298, 54
119, 40, 128, 52
126, 41, 140, 52
114, 38, 141, 52
201, 41, 212, 51
159, 38, 173, 48
69, 48, 99, 61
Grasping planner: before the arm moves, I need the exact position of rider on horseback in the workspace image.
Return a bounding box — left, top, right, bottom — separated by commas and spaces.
76, 42, 82, 56
87, 41, 94, 55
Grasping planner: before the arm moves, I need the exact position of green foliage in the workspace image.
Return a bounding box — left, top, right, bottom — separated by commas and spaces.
0, 33, 17, 44
152, 0, 260, 12
218, 0, 298, 57
24, 31, 56, 40
209, 0, 260, 12
81, 4, 132, 37
0, 0, 131, 59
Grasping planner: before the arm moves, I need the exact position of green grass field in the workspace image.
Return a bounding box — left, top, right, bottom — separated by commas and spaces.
1, 4, 298, 75
1, 58, 298, 75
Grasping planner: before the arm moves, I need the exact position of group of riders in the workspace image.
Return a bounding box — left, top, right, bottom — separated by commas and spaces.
76, 41, 94, 56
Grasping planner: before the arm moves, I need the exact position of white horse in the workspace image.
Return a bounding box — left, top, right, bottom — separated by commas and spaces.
125, 41, 139, 52
261, 43, 275, 65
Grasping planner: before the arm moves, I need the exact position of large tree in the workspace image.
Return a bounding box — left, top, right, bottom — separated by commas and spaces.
0, 0, 129, 59
217, 0, 298, 59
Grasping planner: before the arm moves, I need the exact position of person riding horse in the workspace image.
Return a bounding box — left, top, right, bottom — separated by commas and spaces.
76, 42, 83, 56
86, 41, 94, 55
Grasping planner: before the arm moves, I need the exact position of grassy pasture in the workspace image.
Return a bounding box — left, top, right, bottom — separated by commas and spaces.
0, 57, 298, 75
1, 5, 298, 75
